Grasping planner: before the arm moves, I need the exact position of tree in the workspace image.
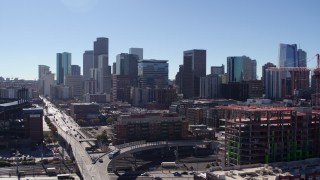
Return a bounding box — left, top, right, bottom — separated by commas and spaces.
205, 163, 211, 169
106, 117, 114, 124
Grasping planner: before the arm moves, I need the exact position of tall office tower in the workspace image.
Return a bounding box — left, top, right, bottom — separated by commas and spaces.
262, 62, 276, 93
98, 54, 111, 93
129, 48, 143, 60
83, 50, 94, 80
41, 73, 55, 96
93, 37, 108, 68
265, 69, 282, 99
112, 75, 131, 102
71, 65, 81, 76
112, 62, 116, 74
298, 49, 307, 67
200, 74, 222, 98
38, 65, 50, 80
182, 49, 206, 98
175, 65, 184, 94
65, 75, 83, 98
211, 65, 224, 75
138, 59, 168, 89
227, 56, 257, 82
56, 52, 71, 85
38, 65, 51, 94
182, 55, 194, 98
278, 44, 298, 67
116, 53, 139, 86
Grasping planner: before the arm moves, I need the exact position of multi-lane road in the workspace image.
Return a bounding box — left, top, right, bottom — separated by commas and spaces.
42, 97, 110, 180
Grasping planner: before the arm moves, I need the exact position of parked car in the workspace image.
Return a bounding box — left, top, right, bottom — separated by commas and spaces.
140, 172, 149, 176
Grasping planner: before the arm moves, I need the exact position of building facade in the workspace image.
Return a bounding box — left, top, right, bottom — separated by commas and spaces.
211, 64, 224, 75
93, 37, 108, 68
200, 74, 222, 99
56, 52, 71, 85
182, 49, 206, 98
138, 59, 168, 89
129, 47, 143, 60
83, 50, 94, 80
113, 114, 189, 145
227, 56, 257, 83
71, 65, 81, 76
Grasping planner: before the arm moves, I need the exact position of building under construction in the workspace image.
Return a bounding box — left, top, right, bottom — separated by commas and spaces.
219, 105, 320, 167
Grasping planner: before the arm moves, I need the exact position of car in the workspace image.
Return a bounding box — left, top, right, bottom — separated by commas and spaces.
140, 172, 149, 176
98, 158, 103, 163
154, 176, 161, 180
173, 172, 181, 176
181, 171, 188, 175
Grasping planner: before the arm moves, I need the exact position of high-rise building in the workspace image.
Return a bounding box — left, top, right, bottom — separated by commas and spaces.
227, 56, 257, 82
112, 62, 116, 74
83, 50, 94, 80
71, 65, 81, 76
298, 49, 307, 67
262, 62, 276, 93
175, 65, 184, 94
200, 74, 222, 98
265, 68, 282, 99
129, 48, 143, 60
112, 75, 131, 102
116, 53, 139, 86
211, 65, 224, 75
56, 52, 71, 85
41, 73, 55, 96
38, 65, 50, 80
278, 44, 298, 67
93, 37, 108, 68
98, 54, 111, 93
138, 59, 168, 89
65, 75, 83, 98
182, 49, 206, 98
38, 65, 51, 95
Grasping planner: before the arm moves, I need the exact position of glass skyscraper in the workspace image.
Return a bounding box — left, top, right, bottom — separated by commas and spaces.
278, 44, 298, 67
138, 59, 168, 89
227, 56, 257, 82
56, 52, 71, 85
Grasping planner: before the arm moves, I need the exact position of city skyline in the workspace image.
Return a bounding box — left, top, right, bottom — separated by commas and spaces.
1, 0, 320, 80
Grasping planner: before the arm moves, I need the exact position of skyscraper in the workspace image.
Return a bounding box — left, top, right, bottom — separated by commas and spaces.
278, 44, 298, 67
93, 37, 108, 68
83, 50, 94, 80
227, 56, 257, 82
98, 54, 111, 93
182, 49, 206, 98
211, 65, 224, 75
129, 48, 143, 60
116, 53, 139, 86
298, 49, 307, 67
71, 65, 81, 76
138, 59, 168, 89
38, 65, 54, 96
38, 65, 50, 80
262, 62, 276, 93
56, 52, 71, 85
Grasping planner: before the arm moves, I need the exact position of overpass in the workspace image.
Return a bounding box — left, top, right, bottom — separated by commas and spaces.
105, 140, 215, 172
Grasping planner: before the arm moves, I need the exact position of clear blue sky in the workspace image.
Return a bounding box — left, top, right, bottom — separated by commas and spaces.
1, 0, 320, 80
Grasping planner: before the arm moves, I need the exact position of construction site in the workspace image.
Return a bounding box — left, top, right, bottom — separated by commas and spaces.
218, 105, 320, 167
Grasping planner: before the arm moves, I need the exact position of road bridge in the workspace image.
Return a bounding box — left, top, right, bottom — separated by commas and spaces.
106, 140, 214, 172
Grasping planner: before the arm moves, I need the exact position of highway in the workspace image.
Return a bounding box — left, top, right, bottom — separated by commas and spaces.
42, 98, 108, 180
41, 97, 214, 180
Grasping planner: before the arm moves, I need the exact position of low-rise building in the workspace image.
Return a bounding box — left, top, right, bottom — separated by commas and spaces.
70, 103, 100, 121
112, 113, 188, 144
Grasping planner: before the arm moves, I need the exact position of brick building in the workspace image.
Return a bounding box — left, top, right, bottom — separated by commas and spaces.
112, 113, 188, 145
